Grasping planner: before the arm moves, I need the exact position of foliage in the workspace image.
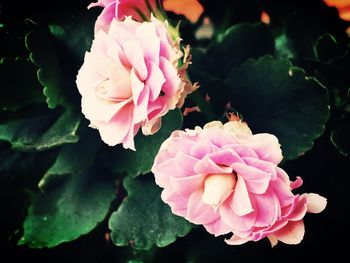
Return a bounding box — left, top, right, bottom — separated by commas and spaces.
0, 0, 349, 262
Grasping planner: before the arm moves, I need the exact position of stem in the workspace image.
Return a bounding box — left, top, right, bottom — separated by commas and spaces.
189, 90, 217, 121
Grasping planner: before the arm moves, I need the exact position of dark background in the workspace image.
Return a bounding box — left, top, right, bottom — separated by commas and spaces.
0, 0, 349, 262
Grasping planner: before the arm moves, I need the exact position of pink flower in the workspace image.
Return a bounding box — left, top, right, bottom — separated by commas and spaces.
76, 16, 194, 150
152, 120, 327, 246
88, 0, 205, 33
88, 0, 159, 32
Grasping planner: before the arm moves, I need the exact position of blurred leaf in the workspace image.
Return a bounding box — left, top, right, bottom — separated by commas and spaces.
0, 57, 44, 111
331, 117, 350, 157
38, 130, 101, 190
315, 33, 339, 62
206, 23, 274, 78
18, 165, 115, 248
109, 177, 192, 250
275, 33, 296, 60
103, 109, 183, 178
25, 29, 65, 109
225, 55, 330, 160
0, 110, 81, 151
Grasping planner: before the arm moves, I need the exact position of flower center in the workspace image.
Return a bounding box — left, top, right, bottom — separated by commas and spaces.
201, 172, 237, 210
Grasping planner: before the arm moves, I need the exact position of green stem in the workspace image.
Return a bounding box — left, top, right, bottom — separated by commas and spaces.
189, 90, 217, 121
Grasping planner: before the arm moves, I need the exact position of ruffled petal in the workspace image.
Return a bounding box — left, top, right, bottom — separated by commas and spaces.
245, 133, 283, 164
307, 193, 327, 213
97, 103, 134, 147
146, 61, 165, 102
225, 234, 249, 245
231, 162, 271, 194
231, 175, 254, 216
204, 217, 232, 237
123, 39, 148, 80
273, 220, 305, 245
254, 189, 279, 227
159, 57, 181, 96
220, 196, 256, 231
194, 155, 233, 174
170, 173, 205, 195
187, 190, 220, 224
136, 22, 160, 65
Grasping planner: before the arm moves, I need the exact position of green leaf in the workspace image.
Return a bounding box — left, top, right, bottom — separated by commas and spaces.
207, 23, 274, 78
0, 110, 81, 151
188, 65, 230, 117
225, 55, 330, 160
25, 29, 65, 109
315, 33, 339, 62
0, 148, 36, 174
38, 130, 101, 190
18, 165, 115, 248
49, 12, 95, 62
331, 117, 350, 157
104, 109, 183, 178
109, 177, 192, 250
0, 57, 44, 111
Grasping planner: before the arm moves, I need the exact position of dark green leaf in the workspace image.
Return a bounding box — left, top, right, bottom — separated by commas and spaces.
104, 109, 183, 178
315, 33, 339, 62
25, 29, 66, 109
207, 23, 274, 78
18, 165, 115, 248
49, 12, 95, 62
0, 110, 81, 151
225, 55, 329, 160
331, 118, 350, 157
38, 130, 101, 190
0, 57, 44, 111
109, 177, 192, 250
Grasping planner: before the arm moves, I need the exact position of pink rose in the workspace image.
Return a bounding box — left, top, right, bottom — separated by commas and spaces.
88, 0, 158, 32
76, 16, 193, 150
152, 120, 327, 246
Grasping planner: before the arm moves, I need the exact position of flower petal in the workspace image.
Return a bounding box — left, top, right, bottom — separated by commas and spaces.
194, 156, 233, 174
204, 218, 232, 237
170, 173, 205, 195
245, 133, 283, 164
307, 193, 327, 213
207, 149, 244, 166
146, 61, 165, 102
273, 220, 305, 245
220, 196, 256, 231
267, 235, 278, 248
231, 162, 271, 194
136, 22, 160, 65
231, 175, 254, 216
225, 235, 249, 245
159, 57, 181, 96
254, 189, 279, 227
123, 39, 148, 80
161, 187, 188, 217
174, 151, 199, 177
190, 139, 219, 159
133, 85, 149, 123
97, 103, 134, 147
287, 195, 307, 221
291, 176, 303, 190
187, 190, 220, 224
